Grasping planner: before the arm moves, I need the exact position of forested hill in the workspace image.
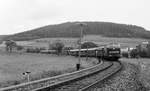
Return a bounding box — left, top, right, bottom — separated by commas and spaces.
3, 22, 150, 41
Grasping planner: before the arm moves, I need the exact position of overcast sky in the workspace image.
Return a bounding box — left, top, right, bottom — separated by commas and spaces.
0, 0, 150, 35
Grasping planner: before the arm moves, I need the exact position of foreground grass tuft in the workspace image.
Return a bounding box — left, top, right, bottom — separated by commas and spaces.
0, 68, 77, 88
138, 62, 150, 90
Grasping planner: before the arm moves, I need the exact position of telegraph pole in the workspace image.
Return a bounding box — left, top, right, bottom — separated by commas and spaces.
76, 23, 86, 70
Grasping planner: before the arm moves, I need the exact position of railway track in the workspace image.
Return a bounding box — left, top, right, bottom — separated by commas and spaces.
41, 61, 122, 91
0, 60, 121, 91
79, 61, 122, 91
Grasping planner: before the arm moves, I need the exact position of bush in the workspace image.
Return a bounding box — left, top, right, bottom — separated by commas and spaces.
130, 49, 138, 58
139, 50, 148, 58
122, 52, 129, 58
81, 42, 98, 49
135, 43, 150, 58
16, 45, 24, 51
26, 48, 40, 53
51, 41, 64, 55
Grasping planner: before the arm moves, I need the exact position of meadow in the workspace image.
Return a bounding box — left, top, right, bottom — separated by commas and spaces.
83, 35, 148, 47
0, 52, 96, 85
20, 35, 147, 49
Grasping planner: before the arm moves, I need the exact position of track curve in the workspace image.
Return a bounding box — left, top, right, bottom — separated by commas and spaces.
49, 61, 122, 91
79, 61, 122, 91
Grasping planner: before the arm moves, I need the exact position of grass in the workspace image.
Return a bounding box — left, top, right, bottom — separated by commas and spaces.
16, 35, 147, 49
0, 52, 96, 88
17, 38, 79, 48
83, 35, 147, 47
120, 58, 150, 90
0, 68, 78, 88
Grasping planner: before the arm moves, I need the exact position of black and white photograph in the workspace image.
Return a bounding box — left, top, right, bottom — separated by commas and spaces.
0, 0, 150, 91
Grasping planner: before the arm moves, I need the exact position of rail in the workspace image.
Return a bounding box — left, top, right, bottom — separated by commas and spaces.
0, 61, 112, 91
79, 61, 122, 91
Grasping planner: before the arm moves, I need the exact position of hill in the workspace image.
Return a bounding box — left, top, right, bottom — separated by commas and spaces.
3, 22, 150, 41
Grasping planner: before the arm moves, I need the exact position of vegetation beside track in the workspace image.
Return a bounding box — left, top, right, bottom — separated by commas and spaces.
0, 52, 97, 88
89, 62, 148, 91
121, 58, 150, 90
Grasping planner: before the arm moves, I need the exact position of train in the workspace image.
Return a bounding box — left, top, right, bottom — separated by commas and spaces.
24, 42, 121, 61
68, 43, 121, 61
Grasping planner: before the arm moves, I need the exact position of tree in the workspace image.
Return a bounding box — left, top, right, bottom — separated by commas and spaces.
80, 42, 98, 61
81, 42, 98, 49
139, 50, 148, 58
5, 40, 17, 53
130, 49, 138, 58
51, 41, 64, 55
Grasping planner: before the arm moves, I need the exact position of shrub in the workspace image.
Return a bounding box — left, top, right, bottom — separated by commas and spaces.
121, 52, 129, 58
51, 41, 64, 55
130, 49, 138, 58
81, 42, 98, 49
16, 45, 24, 51
26, 48, 40, 53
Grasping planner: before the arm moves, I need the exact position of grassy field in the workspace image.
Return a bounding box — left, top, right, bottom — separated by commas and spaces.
0, 52, 96, 84
16, 35, 147, 49
83, 35, 148, 47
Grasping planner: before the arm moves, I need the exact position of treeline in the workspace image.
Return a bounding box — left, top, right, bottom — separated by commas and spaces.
3, 22, 150, 41
122, 43, 150, 58
130, 44, 150, 58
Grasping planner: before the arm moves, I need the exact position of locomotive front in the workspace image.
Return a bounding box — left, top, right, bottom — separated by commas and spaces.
104, 43, 121, 61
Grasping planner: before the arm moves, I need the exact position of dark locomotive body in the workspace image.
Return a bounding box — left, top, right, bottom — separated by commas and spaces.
103, 47, 121, 61
69, 44, 121, 61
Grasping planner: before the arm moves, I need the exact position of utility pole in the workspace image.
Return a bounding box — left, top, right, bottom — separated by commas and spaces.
76, 23, 87, 70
